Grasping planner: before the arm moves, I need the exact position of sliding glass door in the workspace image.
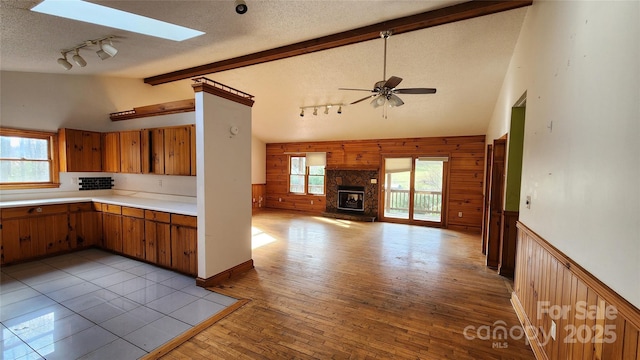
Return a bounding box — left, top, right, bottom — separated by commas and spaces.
382, 156, 447, 226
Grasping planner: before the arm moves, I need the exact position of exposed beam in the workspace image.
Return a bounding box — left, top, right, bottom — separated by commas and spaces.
144, 0, 532, 86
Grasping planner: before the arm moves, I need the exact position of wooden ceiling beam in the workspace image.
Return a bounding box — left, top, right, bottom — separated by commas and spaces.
144, 0, 532, 86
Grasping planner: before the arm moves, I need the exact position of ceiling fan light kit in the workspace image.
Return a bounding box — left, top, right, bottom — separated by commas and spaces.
339, 30, 436, 117
56, 36, 118, 70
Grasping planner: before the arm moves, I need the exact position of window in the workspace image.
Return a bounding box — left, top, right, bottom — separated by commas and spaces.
289, 155, 325, 195
0, 128, 59, 189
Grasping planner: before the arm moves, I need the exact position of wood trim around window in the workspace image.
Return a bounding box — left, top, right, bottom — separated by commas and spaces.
0, 127, 60, 190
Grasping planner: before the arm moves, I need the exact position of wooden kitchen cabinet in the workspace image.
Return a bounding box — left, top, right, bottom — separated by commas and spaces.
121, 207, 145, 259
190, 124, 196, 176
58, 128, 103, 172
101, 204, 123, 253
164, 126, 192, 175
69, 202, 102, 248
170, 214, 197, 275
102, 132, 121, 172
120, 130, 142, 173
144, 210, 171, 267
1, 204, 70, 264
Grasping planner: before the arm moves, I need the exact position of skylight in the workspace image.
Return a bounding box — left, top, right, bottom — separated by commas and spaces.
31, 0, 205, 41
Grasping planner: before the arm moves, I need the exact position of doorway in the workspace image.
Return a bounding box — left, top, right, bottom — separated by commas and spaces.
381, 156, 448, 226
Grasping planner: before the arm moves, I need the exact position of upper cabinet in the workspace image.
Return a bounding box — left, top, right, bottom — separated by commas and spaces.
58, 125, 195, 176
164, 126, 192, 176
119, 130, 142, 174
102, 132, 121, 172
58, 128, 102, 172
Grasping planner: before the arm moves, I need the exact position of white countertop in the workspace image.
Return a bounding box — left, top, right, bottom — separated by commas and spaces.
0, 195, 197, 216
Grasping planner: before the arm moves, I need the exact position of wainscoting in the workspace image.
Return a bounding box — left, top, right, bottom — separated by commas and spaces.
251, 184, 266, 212
512, 222, 640, 360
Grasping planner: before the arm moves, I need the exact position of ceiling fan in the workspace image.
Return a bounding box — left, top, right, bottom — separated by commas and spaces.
340, 30, 436, 114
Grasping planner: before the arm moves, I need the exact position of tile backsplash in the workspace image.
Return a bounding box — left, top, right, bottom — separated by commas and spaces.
79, 177, 114, 191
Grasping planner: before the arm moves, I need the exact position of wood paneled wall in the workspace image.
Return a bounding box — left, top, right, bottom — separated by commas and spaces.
251, 184, 266, 212
513, 222, 640, 360
266, 135, 485, 231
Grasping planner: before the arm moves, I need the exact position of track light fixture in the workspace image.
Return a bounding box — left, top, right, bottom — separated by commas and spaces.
298, 103, 346, 117
55, 35, 118, 70
72, 49, 86, 67
57, 52, 72, 70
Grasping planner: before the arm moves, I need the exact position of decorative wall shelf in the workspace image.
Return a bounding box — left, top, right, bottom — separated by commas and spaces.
110, 99, 195, 121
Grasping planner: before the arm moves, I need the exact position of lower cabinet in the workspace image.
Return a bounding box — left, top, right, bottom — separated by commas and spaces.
1, 202, 197, 276
69, 202, 102, 248
122, 207, 145, 260
1, 204, 81, 264
170, 214, 197, 276
144, 210, 172, 268
101, 204, 123, 253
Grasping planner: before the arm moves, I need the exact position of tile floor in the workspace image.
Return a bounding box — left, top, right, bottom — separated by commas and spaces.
0, 249, 237, 360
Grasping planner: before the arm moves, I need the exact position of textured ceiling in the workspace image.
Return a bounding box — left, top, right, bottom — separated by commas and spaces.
0, 1, 527, 143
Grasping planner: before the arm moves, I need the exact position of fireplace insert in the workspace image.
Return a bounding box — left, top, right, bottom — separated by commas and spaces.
337, 185, 365, 212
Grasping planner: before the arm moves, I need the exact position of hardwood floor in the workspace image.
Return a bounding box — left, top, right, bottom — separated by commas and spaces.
162, 210, 534, 359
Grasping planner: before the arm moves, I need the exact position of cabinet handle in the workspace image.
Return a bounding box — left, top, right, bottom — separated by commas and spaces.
36, 207, 42, 213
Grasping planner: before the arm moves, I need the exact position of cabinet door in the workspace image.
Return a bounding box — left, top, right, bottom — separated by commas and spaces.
120, 130, 142, 173
42, 213, 71, 255
61, 129, 102, 172
164, 126, 191, 175
171, 224, 197, 275
122, 216, 145, 259
71, 209, 102, 248
150, 128, 165, 174
102, 213, 122, 252
82, 131, 103, 171
102, 132, 121, 172
145, 220, 171, 267
1, 219, 29, 264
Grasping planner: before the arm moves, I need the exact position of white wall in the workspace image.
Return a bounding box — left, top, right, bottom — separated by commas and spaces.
251, 136, 266, 184
195, 88, 252, 279
486, 1, 640, 307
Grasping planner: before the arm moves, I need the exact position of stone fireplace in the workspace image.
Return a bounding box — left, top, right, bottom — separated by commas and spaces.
325, 169, 378, 220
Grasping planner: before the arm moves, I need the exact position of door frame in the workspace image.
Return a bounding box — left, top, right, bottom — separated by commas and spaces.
378, 154, 449, 227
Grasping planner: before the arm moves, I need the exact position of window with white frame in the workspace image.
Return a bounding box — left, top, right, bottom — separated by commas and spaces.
0, 128, 59, 189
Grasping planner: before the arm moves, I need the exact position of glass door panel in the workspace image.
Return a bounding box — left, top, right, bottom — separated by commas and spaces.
383, 157, 412, 220
412, 158, 444, 223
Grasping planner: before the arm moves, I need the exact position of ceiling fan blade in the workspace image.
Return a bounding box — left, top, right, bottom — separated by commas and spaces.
339, 88, 375, 92
384, 76, 403, 89
394, 88, 437, 94
350, 94, 376, 105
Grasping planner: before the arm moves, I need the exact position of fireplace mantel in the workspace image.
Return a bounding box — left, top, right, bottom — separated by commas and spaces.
325, 165, 379, 171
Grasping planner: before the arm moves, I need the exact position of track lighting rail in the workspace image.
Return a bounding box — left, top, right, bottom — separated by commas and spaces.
56, 35, 118, 70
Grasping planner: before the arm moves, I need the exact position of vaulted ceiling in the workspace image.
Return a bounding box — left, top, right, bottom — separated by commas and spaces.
0, 1, 529, 143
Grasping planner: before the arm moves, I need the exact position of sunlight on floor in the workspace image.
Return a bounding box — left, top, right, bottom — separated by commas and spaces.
312, 217, 352, 228
251, 226, 277, 249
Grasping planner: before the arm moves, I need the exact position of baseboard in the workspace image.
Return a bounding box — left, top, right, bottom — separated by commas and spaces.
196, 259, 254, 288
511, 291, 549, 360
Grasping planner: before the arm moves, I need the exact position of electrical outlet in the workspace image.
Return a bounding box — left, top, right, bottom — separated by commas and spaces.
526, 196, 531, 209
371, 178, 377, 184
252, 197, 256, 203
72, 177, 78, 184
279, 198, 282, 202
157, 179, 163, 187
550, 320, 556, 340
310, 200, 314, 205
458, 211, 463, 218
